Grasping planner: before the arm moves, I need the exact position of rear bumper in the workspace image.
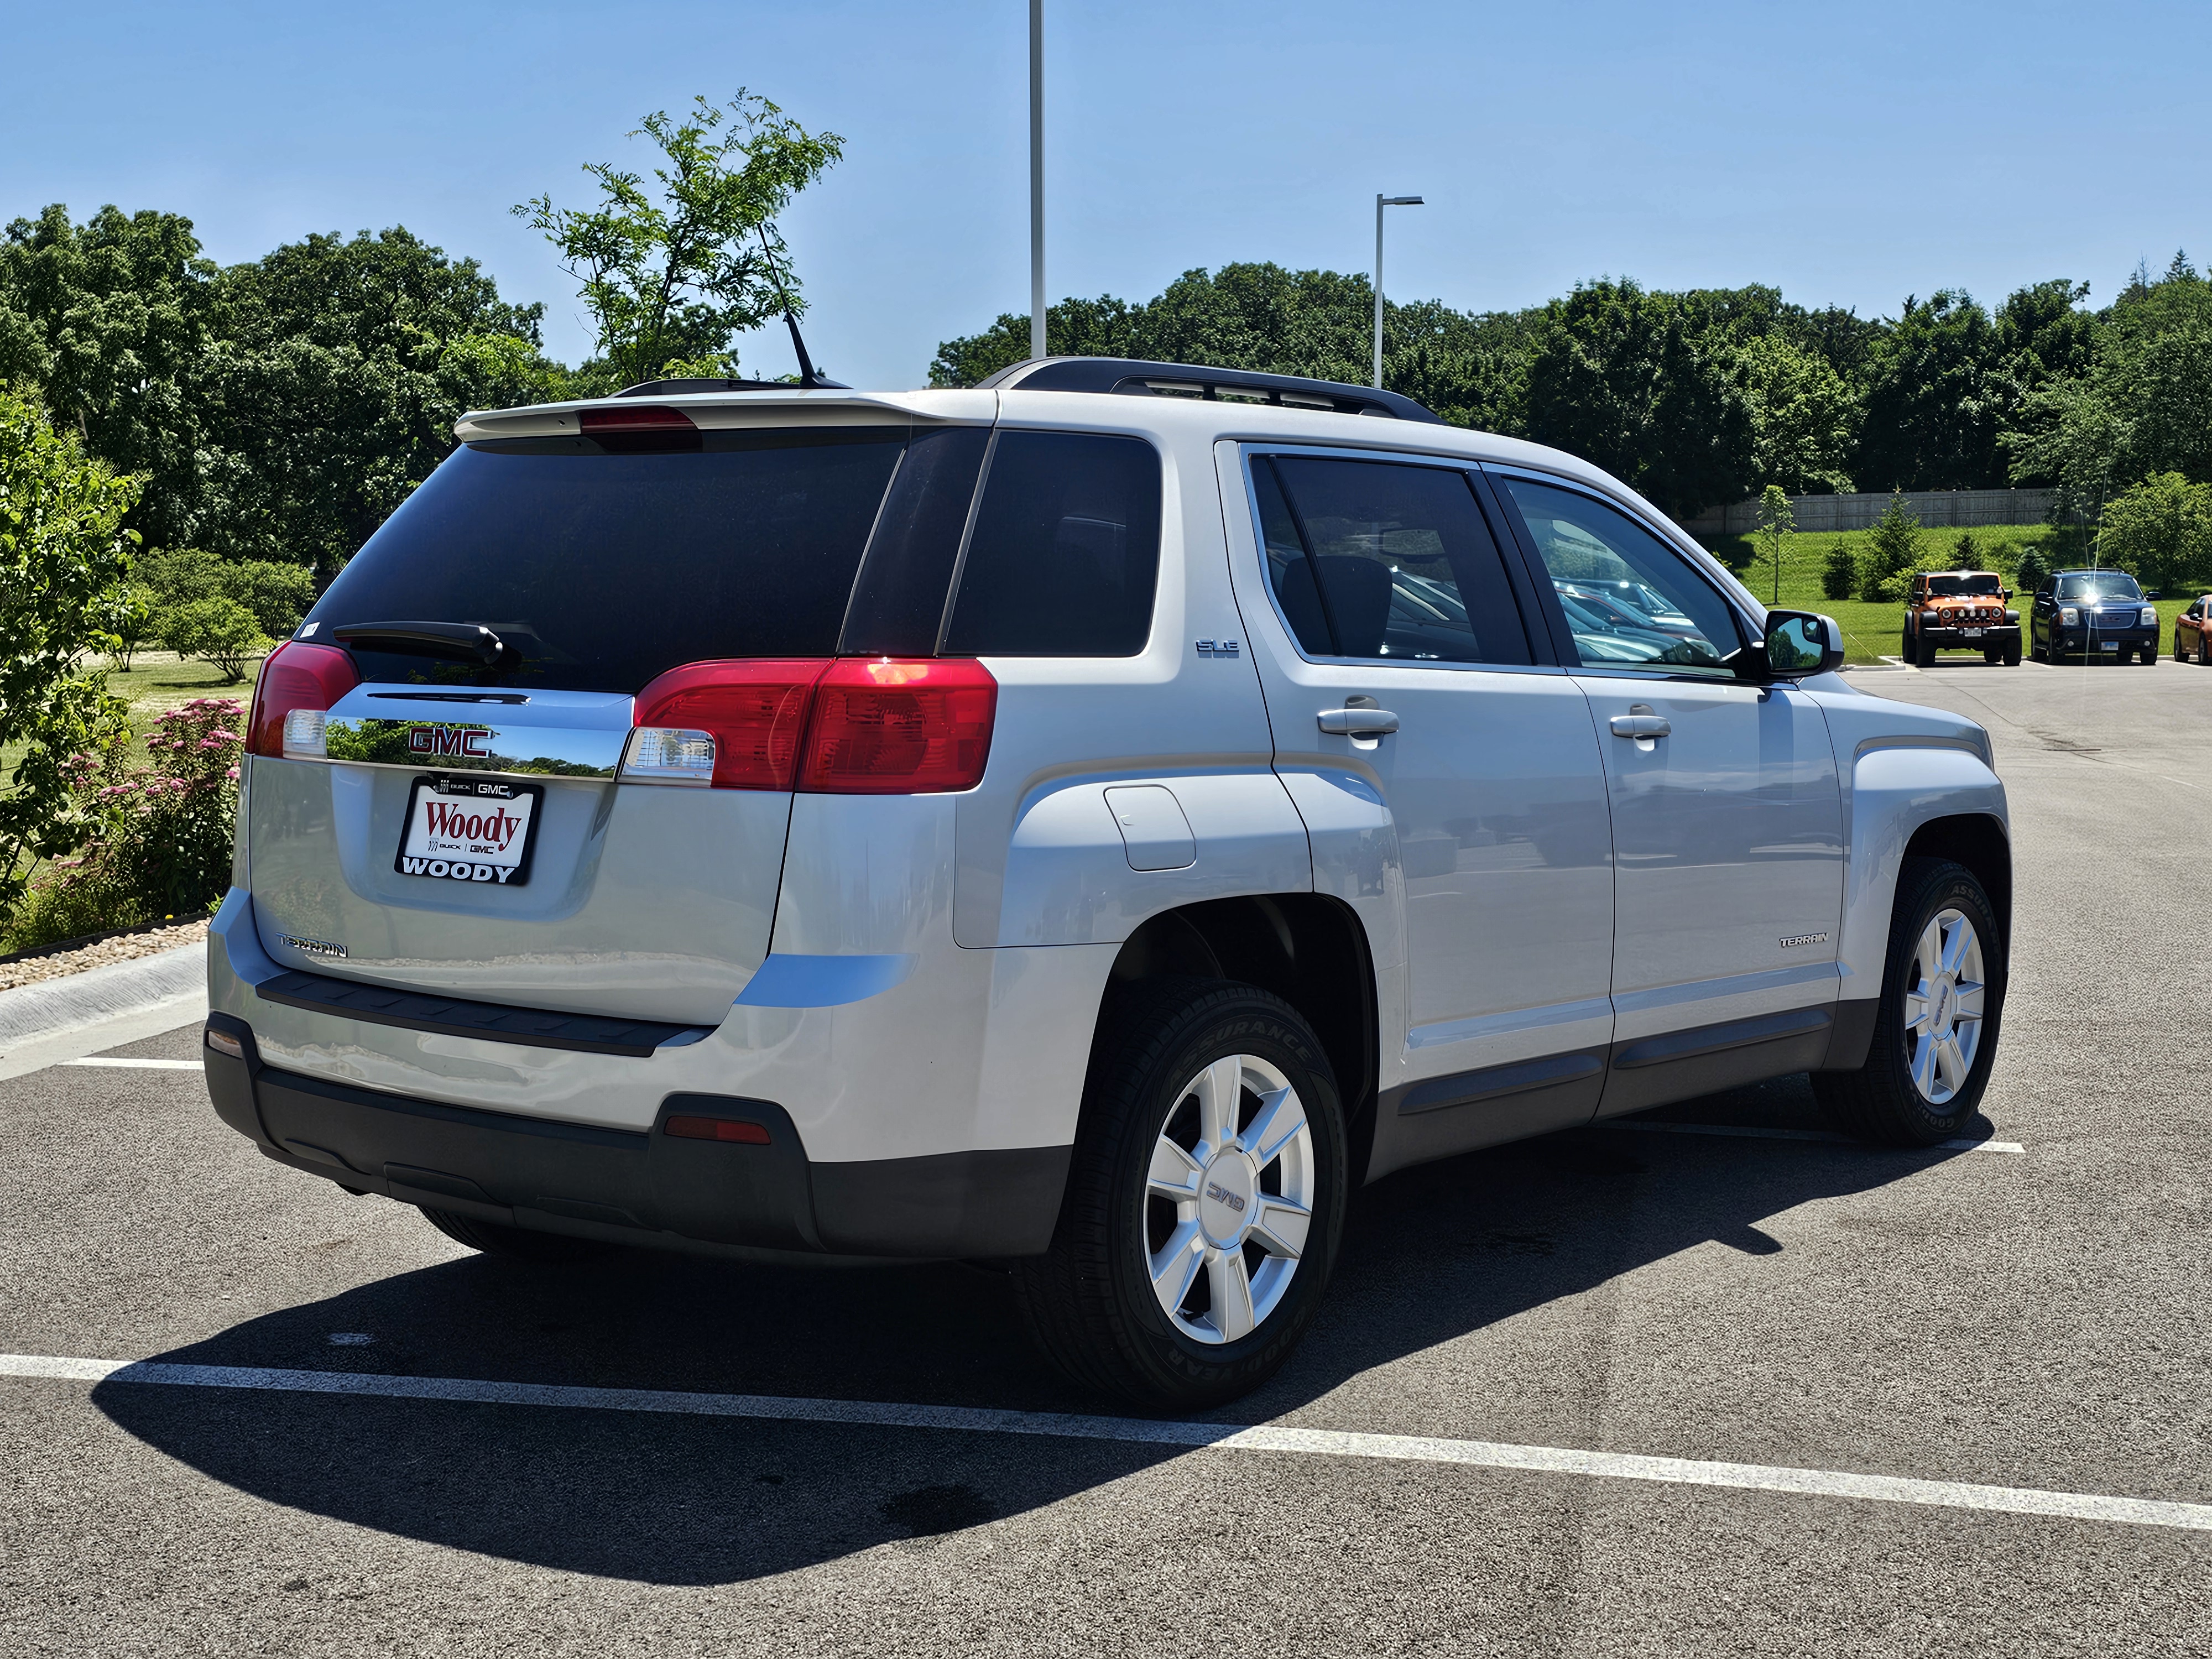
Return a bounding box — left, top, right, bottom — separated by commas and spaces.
204, 1010, 1068, 1259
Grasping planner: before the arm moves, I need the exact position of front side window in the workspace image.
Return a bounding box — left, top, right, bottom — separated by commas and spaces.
1498, 477, 1741, 678
1255, 455, 1531, 665
940, 431, 1162, 657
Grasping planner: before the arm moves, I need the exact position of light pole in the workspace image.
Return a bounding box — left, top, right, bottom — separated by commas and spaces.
1030, 0, 1046, 362
1373, 194, 1423, 389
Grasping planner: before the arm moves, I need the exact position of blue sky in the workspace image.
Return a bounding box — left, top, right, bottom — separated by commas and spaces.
5, 0, 2207, 388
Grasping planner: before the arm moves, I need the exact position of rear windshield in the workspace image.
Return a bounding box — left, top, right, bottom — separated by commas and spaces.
2055, 572, 2143, 601
305, 430, 906, 692
1927, 574, 2001, 596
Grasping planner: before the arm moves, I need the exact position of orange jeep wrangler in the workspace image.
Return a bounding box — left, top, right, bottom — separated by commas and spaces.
1903, 570, 2020, 666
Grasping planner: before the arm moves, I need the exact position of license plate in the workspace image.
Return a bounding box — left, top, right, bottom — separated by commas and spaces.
2100, 640, 2120, 651
396, 775, 542, 886
1961, 627, 1984, 638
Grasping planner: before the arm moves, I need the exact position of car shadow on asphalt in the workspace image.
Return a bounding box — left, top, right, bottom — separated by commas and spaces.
93, 1073, 1993, 1584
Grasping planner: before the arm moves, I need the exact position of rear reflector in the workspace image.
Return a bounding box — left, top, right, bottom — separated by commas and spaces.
248, 641, 360, 758
630, 660, 831, 789
204, 1027, 245, 1060
798, 659, 998, 795
664, 1115, 771, 1145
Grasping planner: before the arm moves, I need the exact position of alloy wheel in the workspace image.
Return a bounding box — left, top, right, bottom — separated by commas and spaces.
1903, 907, 1986, 1107
1144, 1053, 1316, 1344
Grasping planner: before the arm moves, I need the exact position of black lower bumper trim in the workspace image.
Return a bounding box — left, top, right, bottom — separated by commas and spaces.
198, 1021, 1067, 1260
254, 968, 710, 1058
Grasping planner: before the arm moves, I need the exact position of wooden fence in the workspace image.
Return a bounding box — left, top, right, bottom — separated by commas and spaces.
1679, 488, 2058, 539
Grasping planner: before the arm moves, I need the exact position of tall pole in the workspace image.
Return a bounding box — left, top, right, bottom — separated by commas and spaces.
1371, 195, 1422, 390
1372, 195, 1385, 390
1029, 0, 1046, 362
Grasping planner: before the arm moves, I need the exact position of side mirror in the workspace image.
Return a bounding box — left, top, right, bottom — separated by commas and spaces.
2001, 588, 2013, 601
1759, 610, 1845, 680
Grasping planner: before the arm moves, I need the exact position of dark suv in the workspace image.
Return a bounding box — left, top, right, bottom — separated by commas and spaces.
2029, 570, 2159, 664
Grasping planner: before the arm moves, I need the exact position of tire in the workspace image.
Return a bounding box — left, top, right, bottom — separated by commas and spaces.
420, 1207, 617, 1264
1983, 647, 2001, 665
1014, 978, 1348, 1410
2028, 633, 2045, 663
2141, 644, 2159, 665
2002, 643, 2021, 667
1814, 857, 2005, 1146
1913, 630, 1935, 668
2178, 635, 2190, 663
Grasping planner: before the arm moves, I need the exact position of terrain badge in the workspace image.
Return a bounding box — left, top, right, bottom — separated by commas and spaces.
1778, 932, 1830, 949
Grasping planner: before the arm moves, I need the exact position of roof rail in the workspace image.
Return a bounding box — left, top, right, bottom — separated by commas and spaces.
978, 357, 1444, 424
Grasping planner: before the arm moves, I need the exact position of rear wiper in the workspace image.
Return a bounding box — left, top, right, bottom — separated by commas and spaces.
330, 620, 512, 668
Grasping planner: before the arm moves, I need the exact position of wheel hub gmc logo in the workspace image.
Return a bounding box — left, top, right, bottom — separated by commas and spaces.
1204, 1181, 1247, 1213
408, 724, 493, 758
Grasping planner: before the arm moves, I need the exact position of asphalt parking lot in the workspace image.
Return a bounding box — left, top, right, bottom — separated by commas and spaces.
4, 654, 2208, 1657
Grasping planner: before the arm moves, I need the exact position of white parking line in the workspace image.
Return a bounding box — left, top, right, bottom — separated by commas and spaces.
61, 1058, 202, 1071
5, 1353, 2201, 1533
1607, 1120, 2025, 1155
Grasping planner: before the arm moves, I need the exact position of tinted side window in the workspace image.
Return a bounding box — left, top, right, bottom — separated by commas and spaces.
1262, 456, 1531, 665
941, 432, 1162, 656
1498, 477, 1741, 678
838, 425, 991, 656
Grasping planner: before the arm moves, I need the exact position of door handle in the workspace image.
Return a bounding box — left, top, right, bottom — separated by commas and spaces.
1609, 713, 1670, 739
1318, 707, 1400, 736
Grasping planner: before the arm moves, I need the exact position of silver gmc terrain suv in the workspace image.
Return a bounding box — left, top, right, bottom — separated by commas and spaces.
204, 357, 2011, 1407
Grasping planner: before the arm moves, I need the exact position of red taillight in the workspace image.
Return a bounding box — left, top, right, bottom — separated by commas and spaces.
797, 659, 998, 795
632, 660, 831, 789
627, 658, 998, 794
247, 641, 359, 758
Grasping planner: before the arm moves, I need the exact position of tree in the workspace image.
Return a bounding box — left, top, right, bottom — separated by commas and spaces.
518, 93, 843, 392
1855, 291, 2003, 491
1524, 279, 1755, 518
142, 549, 315, 679
0, 384, 134, 916
1821, 539, 1856, 600
1861, 491, 1923, 601
0, 205, 218, 556
1755, 484, 1795, 604
1740, 333, 1855, 493
2097, 471, 2212, 592
197, 227, 557, 577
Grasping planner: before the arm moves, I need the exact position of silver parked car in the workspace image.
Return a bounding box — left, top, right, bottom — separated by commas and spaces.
204, 357, 2012, 1407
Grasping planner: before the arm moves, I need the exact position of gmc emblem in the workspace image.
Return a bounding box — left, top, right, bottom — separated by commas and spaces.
408, 725, 493, 758
1204, 1181, 1248, 1214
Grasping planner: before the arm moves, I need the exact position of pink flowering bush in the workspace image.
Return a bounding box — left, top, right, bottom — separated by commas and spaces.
8, 699, 244, 948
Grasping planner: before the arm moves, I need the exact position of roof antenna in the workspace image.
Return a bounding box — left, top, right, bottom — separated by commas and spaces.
756, 226, 846, 389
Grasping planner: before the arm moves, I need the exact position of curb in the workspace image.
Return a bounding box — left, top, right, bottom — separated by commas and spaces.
0, 943, 205, 1050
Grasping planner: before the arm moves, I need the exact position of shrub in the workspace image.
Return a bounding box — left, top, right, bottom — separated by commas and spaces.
141, 549, 316, 676
1820, 539, 1857, 600
2015, 545, 2051, 593
18, 699, 248, 944
2098, 472, 2212, 592
0, 383, 137, 924
1953, 530, 1979, 567
1860, 491, 1923, 599
161, 596, 269, 682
